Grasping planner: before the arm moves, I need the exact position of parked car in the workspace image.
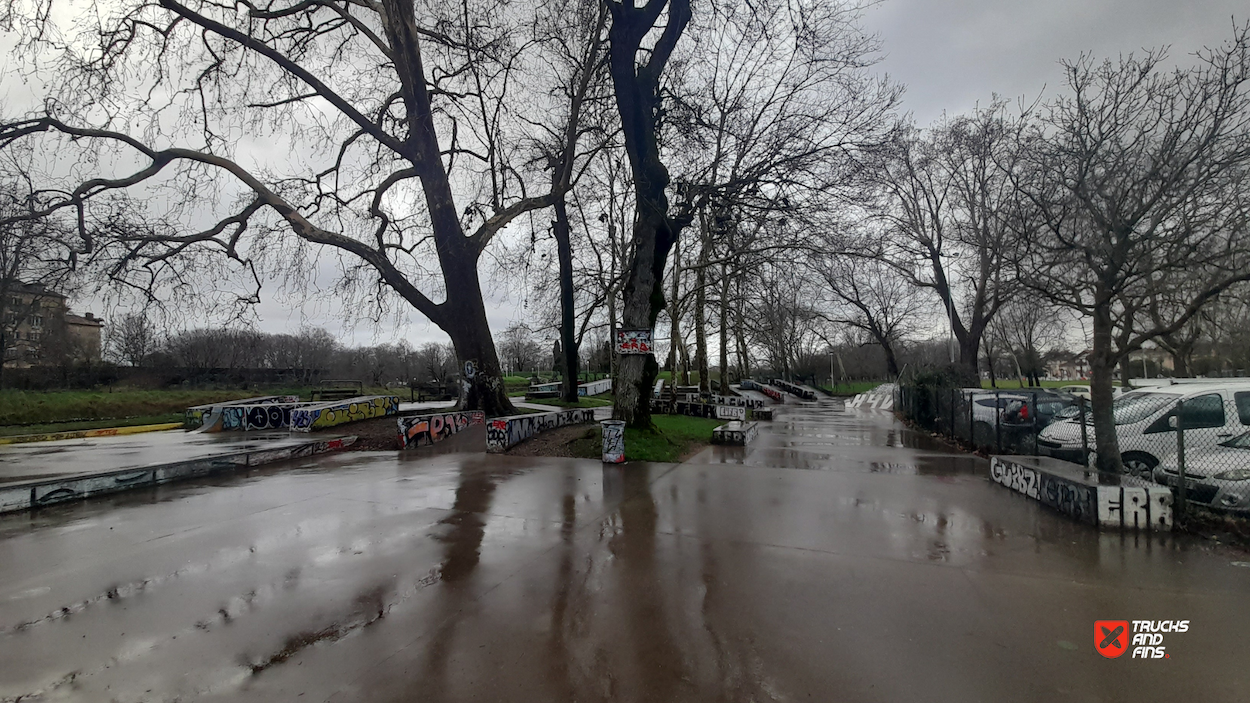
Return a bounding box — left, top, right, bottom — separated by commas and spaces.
1037, 381, 1250, 475
969, 391, 1076, 446
1152, 430, 1250, 513
1056, 384, 1127, 401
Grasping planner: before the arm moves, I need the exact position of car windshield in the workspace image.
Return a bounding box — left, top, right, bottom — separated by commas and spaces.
1113, 392, 1176, 425
1220, 431, 1250, 449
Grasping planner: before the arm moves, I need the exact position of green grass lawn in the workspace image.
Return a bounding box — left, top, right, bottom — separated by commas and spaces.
0, 385, 394, 429
0, 413, 184, 437
568, 414, 723, 463
819, 380, 886, 396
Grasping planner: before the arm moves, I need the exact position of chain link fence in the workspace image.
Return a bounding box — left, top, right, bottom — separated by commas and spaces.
895, 383, 1250, 522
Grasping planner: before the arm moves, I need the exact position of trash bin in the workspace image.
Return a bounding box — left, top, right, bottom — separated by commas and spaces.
601, 420, 625, 464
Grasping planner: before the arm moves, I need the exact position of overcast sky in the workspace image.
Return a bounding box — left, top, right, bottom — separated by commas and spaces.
64, 0, 1247, 349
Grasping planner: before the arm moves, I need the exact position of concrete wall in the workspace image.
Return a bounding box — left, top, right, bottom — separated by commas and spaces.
578, 378, 613, 396
675, 401, 747, 421
398, 411, 485, 449
289, 396, 399, 432
0, 436, 355, 514
990, 456, 1172, 531
486, 408, 595, 452
185, 395, 300, 429
740, 379, 784, 403
772, 379, 817, 400
216, 402, 307, 432
713, 421, 759, 445
678, 392, 763, 409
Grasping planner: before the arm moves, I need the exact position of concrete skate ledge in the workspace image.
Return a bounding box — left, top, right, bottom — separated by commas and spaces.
0, 422, 184, 445
990, 455, 1172, 531
0, 435, 356, 515
752, 407, 774, 421
713, 421, 759, 446
486, 408, 595, 453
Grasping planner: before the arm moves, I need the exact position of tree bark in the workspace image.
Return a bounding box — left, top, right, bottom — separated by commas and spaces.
719, 264, 730, 394
554, 199, 579, 403
1089, 303, 1123, 474
668, 235, 681, 373
694, 262, 709, 393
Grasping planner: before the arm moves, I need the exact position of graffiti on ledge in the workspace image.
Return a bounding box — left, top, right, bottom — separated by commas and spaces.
486, 408, 595, 452
398, 411, 485, 449
290, 396, 399, 432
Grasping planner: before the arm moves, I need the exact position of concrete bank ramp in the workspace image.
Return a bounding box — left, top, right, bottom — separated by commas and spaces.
0, 430, 355, 514
848, 383, 895, 411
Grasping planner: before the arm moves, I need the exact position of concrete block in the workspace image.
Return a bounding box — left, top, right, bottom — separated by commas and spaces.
486, 409, 595, 453
713, 421, 759, 446
990, 455, 1172, 531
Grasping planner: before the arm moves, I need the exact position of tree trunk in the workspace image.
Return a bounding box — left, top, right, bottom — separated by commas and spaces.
956, 334, 981, 386
694, 264, 709, 393
668, 236, 681, 374
606, 0, 691, 428
554, 199, 580, 403
1119, 356, 1134, 390
718, 265, 730, 394
1089, 304, 1123, 474
883, 343, 900, 378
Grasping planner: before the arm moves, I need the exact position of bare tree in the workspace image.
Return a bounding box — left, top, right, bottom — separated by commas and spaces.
812, 252, 927, 377
605, 0, 693, 427
1018, 28, 1250, 473
108, 312, 162, 367
0, 177, 78, 385
986, 298, 1066, 386
0, 0, 587, 415
872, 102, 1032, 383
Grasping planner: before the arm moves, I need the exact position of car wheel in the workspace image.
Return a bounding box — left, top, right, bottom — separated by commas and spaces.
1121, 452, 1158, 478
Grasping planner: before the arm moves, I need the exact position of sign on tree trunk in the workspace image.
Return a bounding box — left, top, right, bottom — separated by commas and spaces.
615, 329, 654, 355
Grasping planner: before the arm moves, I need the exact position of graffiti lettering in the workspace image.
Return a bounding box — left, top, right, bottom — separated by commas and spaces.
290, 396, 399, 432
397, 411, 485, 449
485, 409, 595, 452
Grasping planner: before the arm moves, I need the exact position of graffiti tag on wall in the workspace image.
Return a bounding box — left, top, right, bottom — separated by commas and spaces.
185, 395, 300, 429
290, 395, 399, 432
712, 421, 758, 445
740, 379, 783, 403
678, 392, 763, 409
674, 402, 746, 421
485, 408, 595, 452
397, 411, 485, 449
772, 379, 817, 400
615, 329, 653, 355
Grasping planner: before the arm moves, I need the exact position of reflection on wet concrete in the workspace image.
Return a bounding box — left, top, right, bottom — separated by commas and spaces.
0, 399, 1247, 702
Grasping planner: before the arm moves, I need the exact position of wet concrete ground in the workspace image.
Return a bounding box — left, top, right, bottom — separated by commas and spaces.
0, 431, 322, 485
0, 400, 1247, 702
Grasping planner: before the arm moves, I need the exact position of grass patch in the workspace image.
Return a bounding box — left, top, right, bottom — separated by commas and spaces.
0, 385, 395, 428
820, 381, 887, 396
0, 413, 183, 437
527, 394, 614, 409
568, 414, 723, 463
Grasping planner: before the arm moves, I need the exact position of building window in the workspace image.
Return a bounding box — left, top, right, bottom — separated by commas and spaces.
30, 315, 42, 328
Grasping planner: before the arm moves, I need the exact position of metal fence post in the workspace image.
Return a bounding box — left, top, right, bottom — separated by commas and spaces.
1079, 397, 1090, 467
968, 391, 974, 447
950, 388, 956, 438
995, 391, 1002, 454
1176, 399, 1187, 519
1031, 391, 1038, 456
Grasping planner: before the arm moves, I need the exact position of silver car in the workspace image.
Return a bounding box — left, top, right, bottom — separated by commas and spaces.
1153, 430, 1250, 513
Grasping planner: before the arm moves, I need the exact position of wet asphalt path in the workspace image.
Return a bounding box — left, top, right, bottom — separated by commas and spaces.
0, 400, 1247, 702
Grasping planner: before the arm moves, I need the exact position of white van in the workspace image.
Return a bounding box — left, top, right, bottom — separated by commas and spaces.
1037, 381, 1250, 475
